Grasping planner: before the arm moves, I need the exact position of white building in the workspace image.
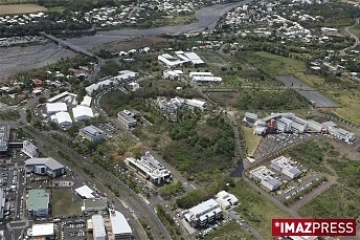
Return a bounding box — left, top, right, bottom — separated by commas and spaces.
158, 53, 188, 68
27, 189, 49, 217
109, 209, 133, 240
271, 156, 301, 179
0, 190, 5, 220
215, 191, 239, 210
184, 199, 222, 228
114, 70, 138, 82
92, 215, 106, 240
125, 151, 172, 185
80, 96, 92, 107
86, 79, 114, 96
249, 166, 281, 191
50, 111, 73, 127
328, 127, 355, 143
128, 82, 140, 91
183, 99, 207, 111
46, 102, 67, 114
30, 223, 54, 238
192, 76, 223, 84
75, 185, 96, 199
189, 72, 213, 78
163, 70, 181, 80
117, 110, 139, 129
72, 106, 94, 122
79, 125, 105, 143
22, 140, 38, 157
47, 91, 71, 103
175, 51, 205, 66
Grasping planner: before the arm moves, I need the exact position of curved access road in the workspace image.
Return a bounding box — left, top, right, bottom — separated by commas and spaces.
68, 1, 251, 48
340, 18, 360, 55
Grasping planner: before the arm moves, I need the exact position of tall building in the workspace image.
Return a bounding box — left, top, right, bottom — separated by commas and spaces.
0, 126, 10, 156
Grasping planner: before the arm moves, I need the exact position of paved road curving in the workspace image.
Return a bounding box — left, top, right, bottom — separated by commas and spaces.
340, 18, 360, 55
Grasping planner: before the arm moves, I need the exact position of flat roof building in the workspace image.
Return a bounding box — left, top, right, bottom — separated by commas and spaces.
47, 91, 70, 103
249, 166, 281, 191
109, 209, 132, 240
175, 51, 205, 66
183, 99, 207, 111
125, 151, 172, 185
117, 110, 138, 129
92, 215, 106, 240
0, 125, 10, 156
158, 54, 188, 68
82, 199, 107, 213
75, 185, 96, 199
192, 76, 223, 84
27, 189, 49, 217
271, 156, 301, 179
79, 125, 105, 143
30, 223, 54, 238
50, 111, 73, 127
184, 199, 222, 228
328, 127, 355, 143
46, 102, 68, 114
80, 96, 92, 107
215, 191, 239, 210
189, 72, 213, 78
22, 140, 38, 157
72, 106, 94, 122
0, 190, 5, 220
25, 157, 65, 178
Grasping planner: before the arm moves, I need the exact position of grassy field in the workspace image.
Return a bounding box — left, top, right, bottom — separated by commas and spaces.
231, 179, 290, 239
203, 221, 256, 240
155, 14, 196, 25
299, 184, 360, 218
0, 4, 47, 15
242, 126, 261, 155
327, 90, 360, 125
51, 189, 82, 217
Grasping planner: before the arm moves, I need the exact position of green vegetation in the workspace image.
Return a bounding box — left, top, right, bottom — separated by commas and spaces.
299, 185, 360, 218
327, 157, 360, 191
242, 127, 261, 155
287, 140, 337, 174
290, 2, 360, 28
51, 189, 82, 217
203, 221, 256, 240
156, 205, 182, 240
26, 109, 32, 123
0, 110, 20, 121
237, 90, 307, 110
230, 179, 290, 239
163, 114, 235, 179
158, 181, 184, 199
177, 176, 235, 209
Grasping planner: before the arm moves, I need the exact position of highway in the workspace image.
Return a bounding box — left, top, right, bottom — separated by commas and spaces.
22, 126, 172, 240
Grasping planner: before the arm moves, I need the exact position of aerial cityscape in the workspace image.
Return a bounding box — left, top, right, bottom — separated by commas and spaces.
0, 0, 360, 239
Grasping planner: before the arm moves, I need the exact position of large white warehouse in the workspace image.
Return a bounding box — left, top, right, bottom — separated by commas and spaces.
72, 106, 94, 122
92, 215, 106, 240
46, 103, 67, 114
50, 112, 72, 127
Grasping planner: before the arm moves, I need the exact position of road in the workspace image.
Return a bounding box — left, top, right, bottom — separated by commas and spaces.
22, 126, 171, 240
340, 18, 360, 55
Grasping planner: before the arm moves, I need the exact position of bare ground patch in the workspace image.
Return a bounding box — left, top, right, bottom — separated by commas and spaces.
0, 4, 47, 15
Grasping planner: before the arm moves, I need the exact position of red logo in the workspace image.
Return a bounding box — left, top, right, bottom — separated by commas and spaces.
272, 218, 357, 236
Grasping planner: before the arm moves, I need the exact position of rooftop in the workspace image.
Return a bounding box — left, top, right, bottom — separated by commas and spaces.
25, 157, 64, 171
109, 209, 132, 235
92, 215, 106, 238
187, 198, 220, 219
32, 223, 54, 237
84, 199, 106, 208
28, 189, 49, 211
75, 185, 95, 199
118, 110, 137, 124
46, 102, 68, 113
80, 125, 104, 136
0, 126, 10, 152
72, 105, 94, 119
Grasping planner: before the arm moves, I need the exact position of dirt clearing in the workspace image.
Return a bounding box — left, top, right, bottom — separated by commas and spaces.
0, 4, 47, 15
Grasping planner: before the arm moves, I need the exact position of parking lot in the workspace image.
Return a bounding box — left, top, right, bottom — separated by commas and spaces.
254, 133, 313, 159
96, 122, 120, 139
63, 222, 87, 240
